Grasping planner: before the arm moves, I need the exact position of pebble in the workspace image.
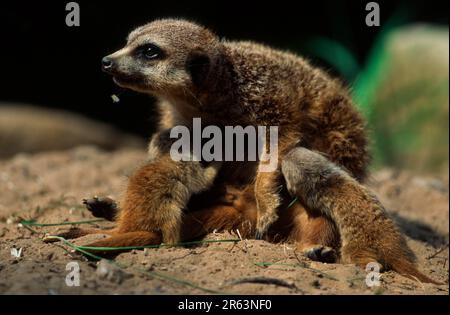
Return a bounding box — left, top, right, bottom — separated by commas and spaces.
48, 289, 58, 295
96, 259, 132, 284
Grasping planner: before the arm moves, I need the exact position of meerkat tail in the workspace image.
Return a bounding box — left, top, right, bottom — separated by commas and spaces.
281, 147, 442, 284
388, 257, 443, 285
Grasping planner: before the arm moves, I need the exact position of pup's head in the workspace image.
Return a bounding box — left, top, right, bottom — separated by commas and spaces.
102, 19, 221, 96
281, 148, 344, 198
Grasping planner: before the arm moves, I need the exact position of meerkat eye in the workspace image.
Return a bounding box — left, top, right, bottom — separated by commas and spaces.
137, 43, 164, 60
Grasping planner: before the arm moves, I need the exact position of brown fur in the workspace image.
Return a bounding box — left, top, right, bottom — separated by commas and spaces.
51, 19, 438, 283
281, 147, 441, 284
99, 18, 368, 242
117, 153, 220, 244
61, 19, 358, 253
55, 185, 340, 259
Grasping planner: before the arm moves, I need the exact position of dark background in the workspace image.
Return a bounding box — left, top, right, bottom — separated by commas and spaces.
0, 0, 448, 137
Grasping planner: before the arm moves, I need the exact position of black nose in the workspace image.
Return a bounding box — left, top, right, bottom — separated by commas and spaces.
102, 56, 114, 72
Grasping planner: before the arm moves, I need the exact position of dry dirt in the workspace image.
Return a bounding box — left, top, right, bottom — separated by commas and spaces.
0, 146, 448, 295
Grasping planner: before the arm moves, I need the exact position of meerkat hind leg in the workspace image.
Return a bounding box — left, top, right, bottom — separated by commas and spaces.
289, 204, 340, 263
43, 227, 117, 243
43, 197, 118, 243
80, 231, 162, 254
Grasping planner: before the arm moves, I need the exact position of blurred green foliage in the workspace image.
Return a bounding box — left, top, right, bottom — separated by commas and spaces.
306, 18, 449, 174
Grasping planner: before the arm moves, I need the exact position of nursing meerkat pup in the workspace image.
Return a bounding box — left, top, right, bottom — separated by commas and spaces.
282, 148, 440, 283
51, 19, 366, 259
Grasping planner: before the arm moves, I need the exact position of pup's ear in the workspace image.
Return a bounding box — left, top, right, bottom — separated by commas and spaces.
186, 51, 211, 87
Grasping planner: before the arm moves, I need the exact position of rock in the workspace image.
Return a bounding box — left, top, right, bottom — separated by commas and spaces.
0, 104, 145, 158
96, 259, 132, 284
365, 24, 449, 173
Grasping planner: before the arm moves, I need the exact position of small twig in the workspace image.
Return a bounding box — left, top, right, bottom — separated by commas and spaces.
292, 249, 303, 265
256, 261, 339, 281
235, 229, 248, 253
227, 241, 237, 253
20, 223, 41, 235
427, 242, 449, 259
286, 197, 298, 209
21, 219, 104, 227
171, 249, 208, 261
285, 250, 339, 281
227, 277, 296, 289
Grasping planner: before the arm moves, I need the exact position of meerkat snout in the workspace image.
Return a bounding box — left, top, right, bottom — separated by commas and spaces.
101, 56, 114, 73
102, 19, 221, 98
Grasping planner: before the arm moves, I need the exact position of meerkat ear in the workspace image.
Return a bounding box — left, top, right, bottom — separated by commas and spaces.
186, 51, 211, 87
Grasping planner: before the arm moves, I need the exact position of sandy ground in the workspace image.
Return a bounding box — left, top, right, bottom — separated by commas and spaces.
0, 146, 448, 295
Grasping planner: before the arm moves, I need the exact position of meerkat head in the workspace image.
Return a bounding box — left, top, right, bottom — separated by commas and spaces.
102, 19, 222, 98
281, 148, 345, 198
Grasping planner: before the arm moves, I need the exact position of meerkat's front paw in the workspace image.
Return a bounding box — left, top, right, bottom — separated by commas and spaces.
303, 245, 337, 263
255, 213, 278, 239
83, 196, 118, 221
254, 178, 281, 240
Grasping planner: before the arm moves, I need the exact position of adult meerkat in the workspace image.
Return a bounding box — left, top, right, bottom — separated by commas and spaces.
53, 19, 367, 261
98, 18, 368, 241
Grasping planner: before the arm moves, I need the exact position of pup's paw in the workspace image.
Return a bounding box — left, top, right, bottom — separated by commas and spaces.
83, 196, 118, 221
303, 245, 337, 263
255, 214, 277, 240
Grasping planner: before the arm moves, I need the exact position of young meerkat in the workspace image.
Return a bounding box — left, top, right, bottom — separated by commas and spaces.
97, 18, 368, 243
281, 148, 441, 284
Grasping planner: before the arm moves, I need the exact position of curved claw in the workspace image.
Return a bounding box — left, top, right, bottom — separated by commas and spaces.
83, 196, 118, 221
303, 245, 337, 263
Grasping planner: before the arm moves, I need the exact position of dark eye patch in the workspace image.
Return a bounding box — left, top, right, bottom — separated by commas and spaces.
135, 43, 165, 60
186, 51, 210, 87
